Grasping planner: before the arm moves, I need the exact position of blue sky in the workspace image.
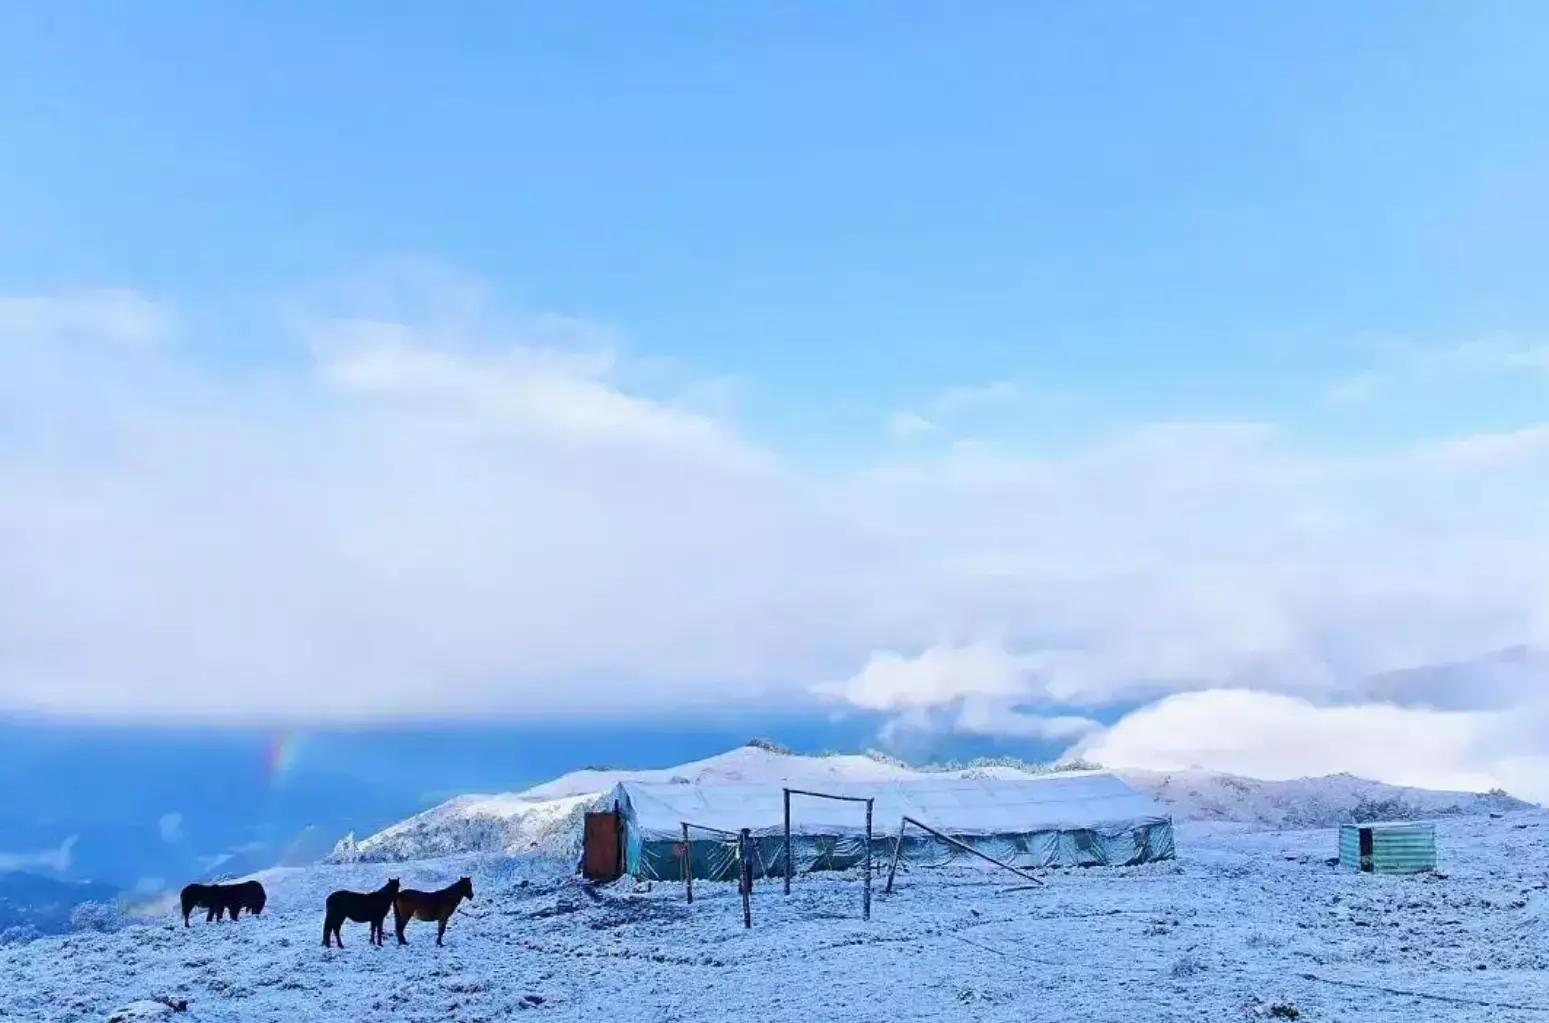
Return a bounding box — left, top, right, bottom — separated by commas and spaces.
5, 3, 1548, 453
3, 3, 1549, 818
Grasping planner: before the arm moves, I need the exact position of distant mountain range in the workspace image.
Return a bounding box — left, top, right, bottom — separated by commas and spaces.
329, 742, 1533, 864
0, 872, 120, 937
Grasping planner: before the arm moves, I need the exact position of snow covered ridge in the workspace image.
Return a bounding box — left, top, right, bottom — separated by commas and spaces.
1120, 768, 1531, 830
328, 744, 1533, 864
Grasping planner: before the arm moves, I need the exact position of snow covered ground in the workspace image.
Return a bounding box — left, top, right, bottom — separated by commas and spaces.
9, 811, 1549, 1022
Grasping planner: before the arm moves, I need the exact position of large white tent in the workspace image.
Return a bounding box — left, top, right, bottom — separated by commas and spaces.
606, 771, 1174, 880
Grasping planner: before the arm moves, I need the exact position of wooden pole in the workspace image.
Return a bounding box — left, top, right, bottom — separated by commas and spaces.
863, 797, 873, 921
895, 816, 1044, 886
783, 788, 792, 896
884, 817, 907, 894
682, 822, 693, 904
739, 828, 753, 929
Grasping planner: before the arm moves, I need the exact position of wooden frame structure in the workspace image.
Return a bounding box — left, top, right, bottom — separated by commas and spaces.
678, 820, 755, 928
882, 815, 1045, 893
781, 787, 875, 921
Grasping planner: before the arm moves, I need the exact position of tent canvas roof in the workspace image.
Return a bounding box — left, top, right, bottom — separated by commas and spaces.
611, 770, 1170, 840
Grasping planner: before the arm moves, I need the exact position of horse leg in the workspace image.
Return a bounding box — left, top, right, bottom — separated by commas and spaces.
436, 917, 446, 947
322, 915, 332, 947
207, 906, 217, 923
229, 904, 241, 922
395, 910, 408, 946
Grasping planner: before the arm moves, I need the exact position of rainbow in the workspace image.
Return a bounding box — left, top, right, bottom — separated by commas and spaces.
265, 731, 303, 782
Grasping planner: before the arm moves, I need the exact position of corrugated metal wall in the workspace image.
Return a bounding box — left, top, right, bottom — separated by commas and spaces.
1338, 823, 1436, 874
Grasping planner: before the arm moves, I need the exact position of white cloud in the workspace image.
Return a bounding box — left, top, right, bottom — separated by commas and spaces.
0, 835, 78, 873
952, 698, 1102, 741
875, 696, 1102, 746
816, 643, 1027, 711
1076, 689, 1549, 802
887, 412, 937, 439
3, 276, 1549, 758
0, 278, 879, 719
0, 289, 174, 348
1322, 372, 1385, 406
158, 813, 184, 843
1324, 336, 1549, 406
1419, 424, 1549, 469
887, 381, 1021, 439
930, 381, 1020, 415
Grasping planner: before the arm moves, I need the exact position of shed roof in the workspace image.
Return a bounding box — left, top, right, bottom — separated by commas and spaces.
611, 771, 1170, 840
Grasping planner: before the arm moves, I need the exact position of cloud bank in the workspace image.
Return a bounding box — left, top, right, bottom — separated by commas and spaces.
0, 835, 78, 873
3, 276, 1548, 795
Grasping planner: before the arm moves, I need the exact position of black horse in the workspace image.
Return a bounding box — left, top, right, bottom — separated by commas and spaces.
179, 880, 266, 926
393, 876, 474, 947
322, 878, 400, 948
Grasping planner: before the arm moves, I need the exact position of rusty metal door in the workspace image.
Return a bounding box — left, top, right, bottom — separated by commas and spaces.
583, 811, 622, 880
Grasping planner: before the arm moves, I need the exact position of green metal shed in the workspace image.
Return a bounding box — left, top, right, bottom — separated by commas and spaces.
1338, 821, 1436, 874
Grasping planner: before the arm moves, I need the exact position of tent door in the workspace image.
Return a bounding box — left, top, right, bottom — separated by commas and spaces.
583, 810, 623, 880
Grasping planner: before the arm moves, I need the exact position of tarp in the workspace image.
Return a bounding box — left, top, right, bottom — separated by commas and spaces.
608, 772, 1175, 880
613, 772, 1169, 839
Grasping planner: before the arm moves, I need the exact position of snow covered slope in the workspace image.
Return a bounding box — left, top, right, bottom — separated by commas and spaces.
1118, 768, 1530, 829
330, 743, 1533, 864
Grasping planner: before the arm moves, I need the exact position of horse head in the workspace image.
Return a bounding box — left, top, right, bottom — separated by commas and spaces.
458, 876, 474, 902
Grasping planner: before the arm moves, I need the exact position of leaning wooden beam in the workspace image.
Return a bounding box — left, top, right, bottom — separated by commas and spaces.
682, 822, 694, 902
680, 821, 740, 838
783, 787, 873, 803
739, 828, 753, 929
680, 820, 744, 900
887, 816, 1045, 889
884, 817, 908, 894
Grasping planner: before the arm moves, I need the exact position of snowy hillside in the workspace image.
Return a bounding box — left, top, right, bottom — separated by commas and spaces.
331, 743, 1532, 865
1120, 767, 1531, 829
328, 745, 925, 864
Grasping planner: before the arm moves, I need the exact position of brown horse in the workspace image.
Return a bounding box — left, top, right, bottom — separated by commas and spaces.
393, 876, 474, 946
322, 878, 399, 948
180, 880, 266, 926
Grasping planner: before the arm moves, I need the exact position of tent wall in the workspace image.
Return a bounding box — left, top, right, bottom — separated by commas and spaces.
625, 820, 1176, 881
609, 773, 1175, 881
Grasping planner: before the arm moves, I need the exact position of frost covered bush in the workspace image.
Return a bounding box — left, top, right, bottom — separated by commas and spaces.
1243, 998, 1301, 1020
70, 900, 126, 933
745, 738, 793, 755
1171, 951, 1207, 978
0, 923, 43, 945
